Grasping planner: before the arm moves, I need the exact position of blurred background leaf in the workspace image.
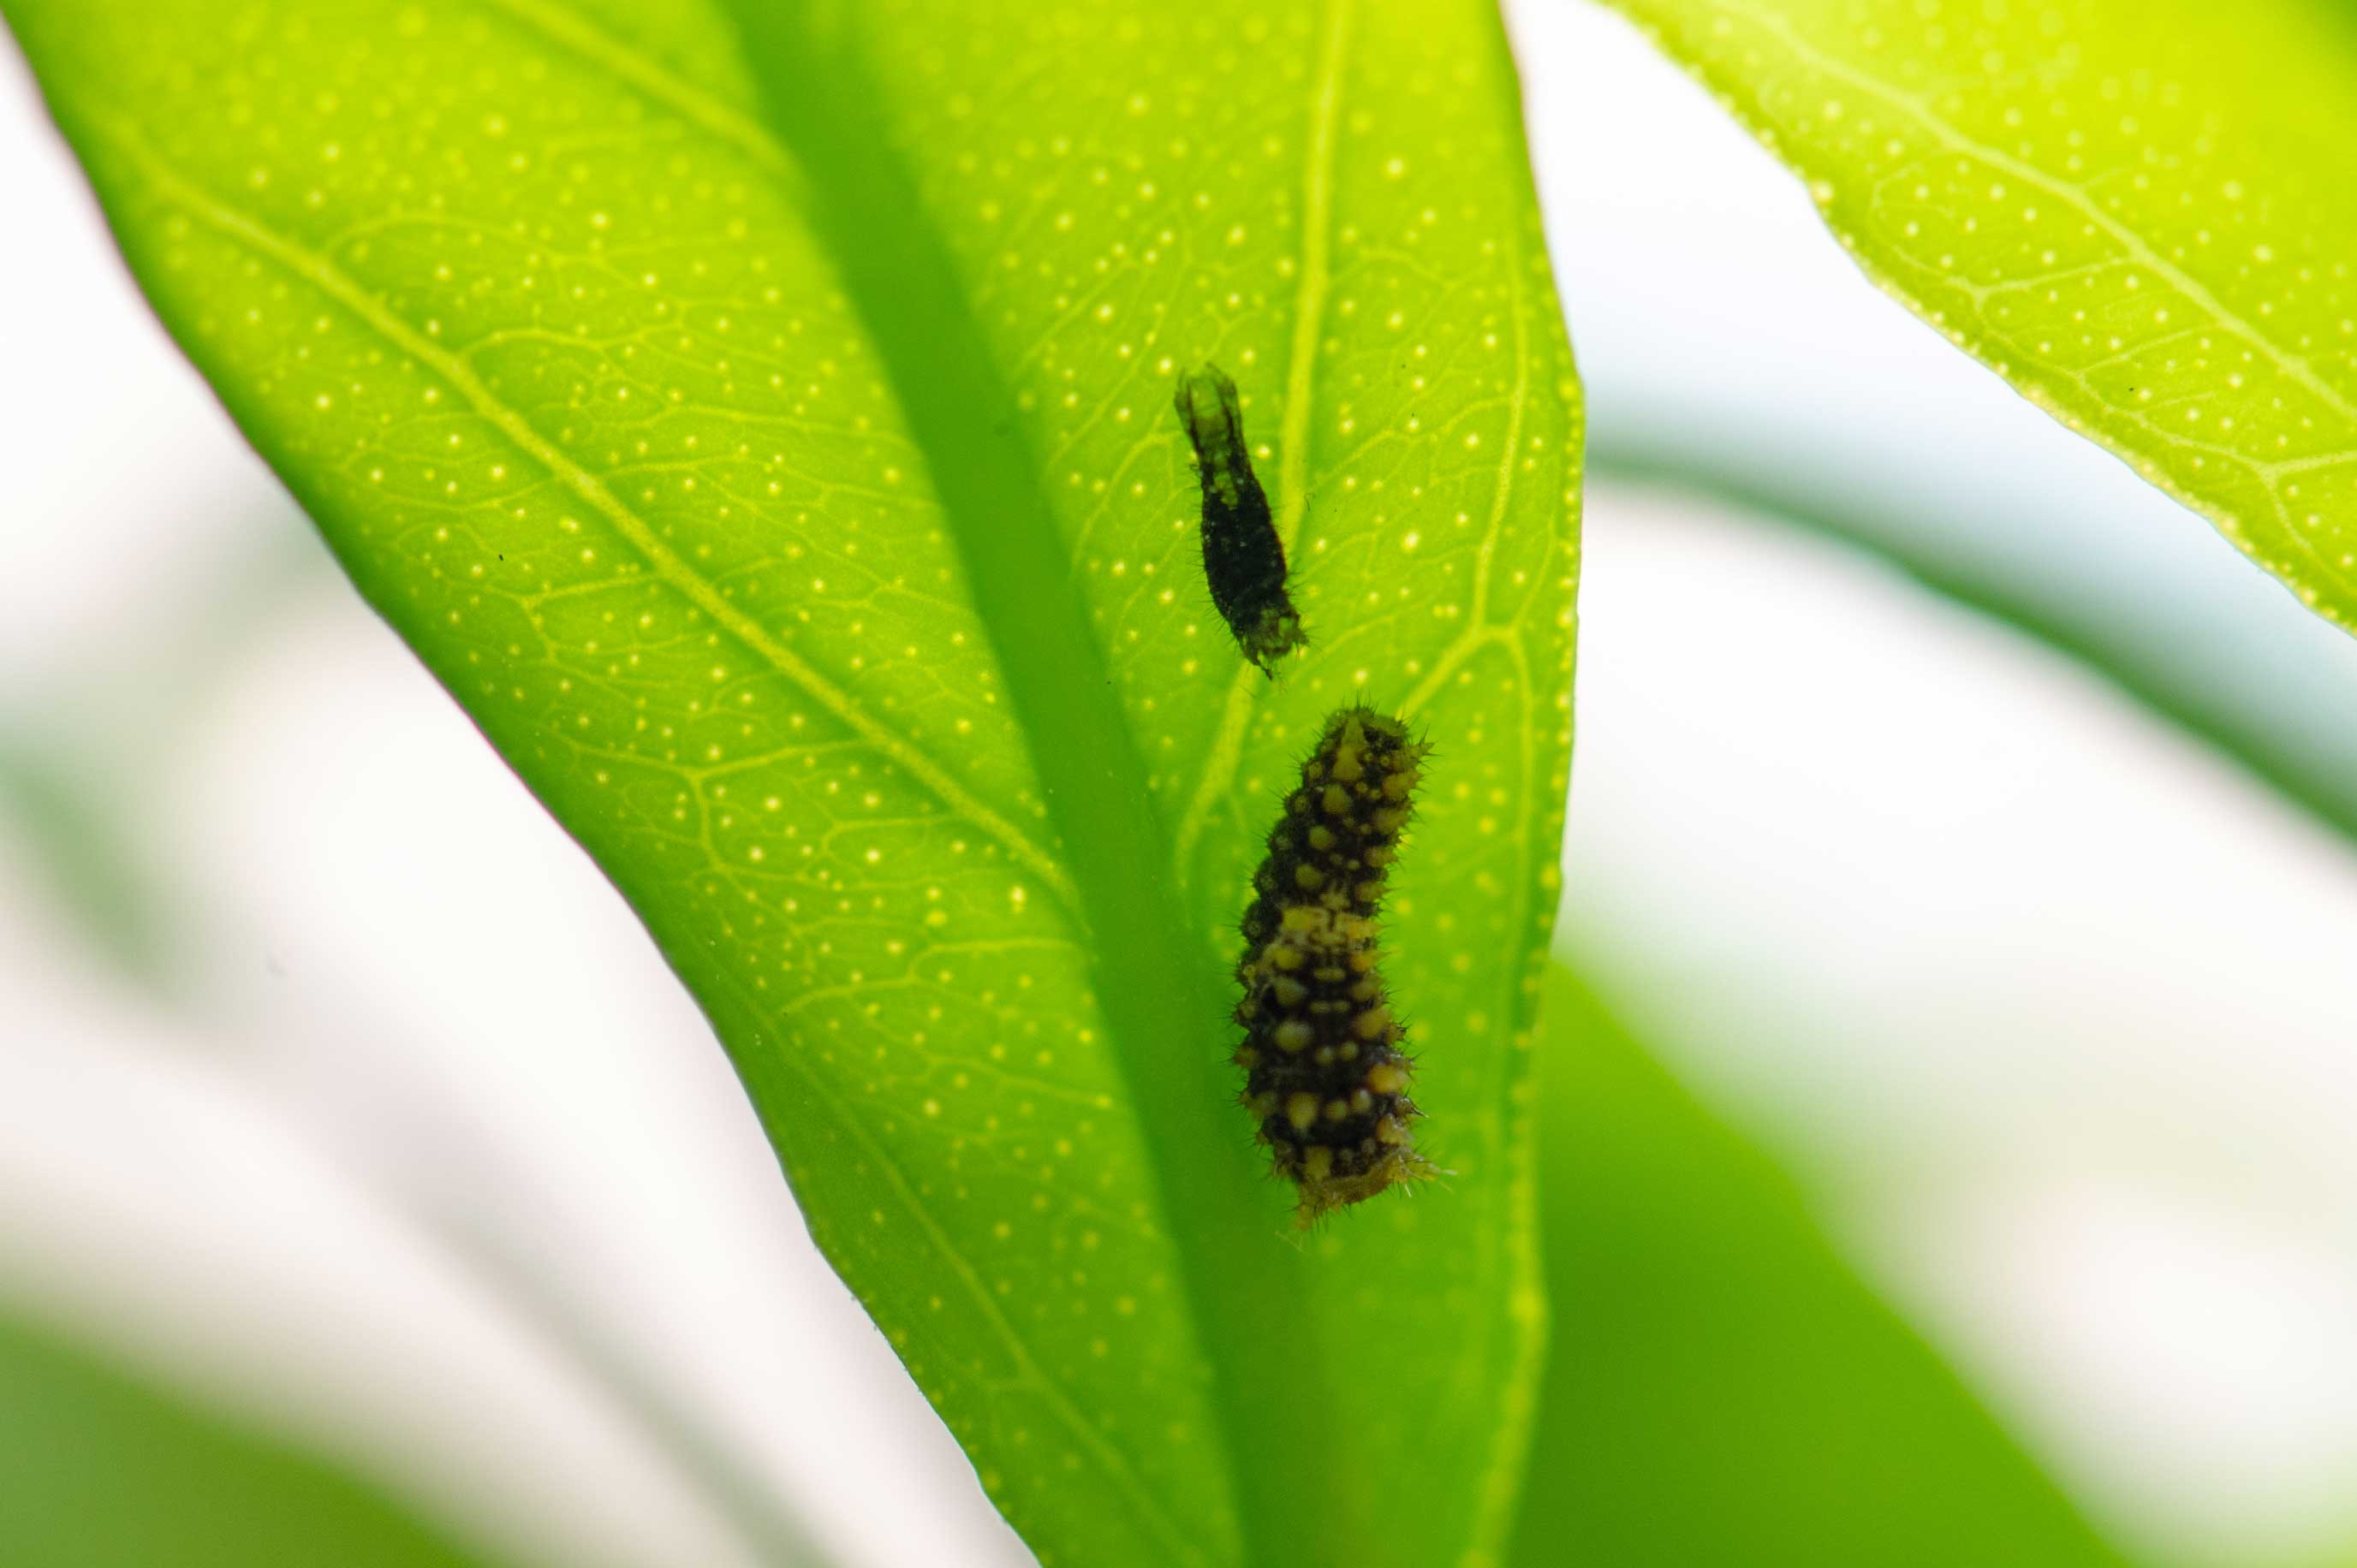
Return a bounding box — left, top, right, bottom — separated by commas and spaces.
0, 1305, 492, 1568
1586, 447, 2357, 844
1512, 964, 2136, 1568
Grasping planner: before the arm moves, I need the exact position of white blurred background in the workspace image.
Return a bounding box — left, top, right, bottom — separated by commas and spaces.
6, 5, 2357, 1565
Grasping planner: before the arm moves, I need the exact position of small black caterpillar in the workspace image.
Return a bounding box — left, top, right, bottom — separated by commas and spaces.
1174, 364, 1307, 675
1233, 704, 1430, 1223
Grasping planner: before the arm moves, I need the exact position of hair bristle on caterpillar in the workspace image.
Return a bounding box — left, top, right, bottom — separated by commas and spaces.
1234, 704, 1432, 1225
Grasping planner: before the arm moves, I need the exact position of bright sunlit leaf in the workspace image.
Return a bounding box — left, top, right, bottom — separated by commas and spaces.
0, 2, 1580, 1563
1600, 0, 2357, 634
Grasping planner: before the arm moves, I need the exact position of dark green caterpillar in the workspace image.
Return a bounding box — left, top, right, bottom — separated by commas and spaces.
1233, 704, 1431, 1223
1174, 365, 1307, 674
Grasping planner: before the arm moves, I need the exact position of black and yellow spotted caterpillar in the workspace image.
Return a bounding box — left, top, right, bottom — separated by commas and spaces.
1174, 364, 1307, 675
1234, 704, 1431, 1223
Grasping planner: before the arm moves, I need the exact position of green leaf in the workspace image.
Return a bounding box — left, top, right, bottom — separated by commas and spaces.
2, 3, 1580, 1564
1513, 965, 2133, 1568
1599, 0, 2357, 635
0, 737, 176, 988
0, 1305, 491, 1568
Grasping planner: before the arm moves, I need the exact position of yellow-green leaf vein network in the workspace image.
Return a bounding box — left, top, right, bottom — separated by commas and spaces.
1605, 0, 2357, 632
0, 1, 1580, 1564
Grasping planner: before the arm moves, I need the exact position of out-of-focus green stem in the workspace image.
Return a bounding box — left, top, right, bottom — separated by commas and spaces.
1589, 436, 2357, 847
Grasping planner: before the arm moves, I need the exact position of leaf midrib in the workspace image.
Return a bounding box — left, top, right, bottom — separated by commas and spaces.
701, 5, 1361, 1565
68, 0, 1376, 1555
71, 24, 1230, 1565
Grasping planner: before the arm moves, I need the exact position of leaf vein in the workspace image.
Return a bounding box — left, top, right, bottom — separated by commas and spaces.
98, 118, 1077, 909
1171, 0, 1355, 889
